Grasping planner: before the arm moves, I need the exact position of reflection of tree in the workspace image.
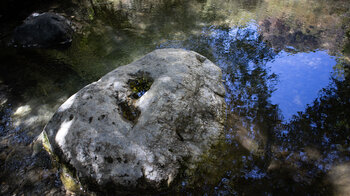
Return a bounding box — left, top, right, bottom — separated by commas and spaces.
258, 0, 350, 54
259, 17, 321, 52
207, 26, 280, 161
264, 62, 350, 195
281, 67, 350, 154
176, 22, 349, 195
172, 25, 287, 195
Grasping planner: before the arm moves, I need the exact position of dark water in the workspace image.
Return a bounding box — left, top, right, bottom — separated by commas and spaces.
0, 0, 350, 195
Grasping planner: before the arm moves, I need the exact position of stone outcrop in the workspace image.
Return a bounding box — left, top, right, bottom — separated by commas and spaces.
43, 48, 226, 193
13, 12, 73, 48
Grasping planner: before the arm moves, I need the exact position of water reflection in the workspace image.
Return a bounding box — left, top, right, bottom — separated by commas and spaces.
269, 50, 336, 120
155, 3, 349, 194
167, 24, 281, 194
0, 0, 350, 195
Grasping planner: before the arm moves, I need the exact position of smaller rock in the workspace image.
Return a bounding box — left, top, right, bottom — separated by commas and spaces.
13, 12, 73, 48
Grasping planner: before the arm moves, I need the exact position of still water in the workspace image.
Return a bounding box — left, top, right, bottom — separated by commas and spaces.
0, 0, 349, 195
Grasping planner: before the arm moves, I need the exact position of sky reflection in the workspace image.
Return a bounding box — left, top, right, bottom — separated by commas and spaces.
268, 50, 336, 121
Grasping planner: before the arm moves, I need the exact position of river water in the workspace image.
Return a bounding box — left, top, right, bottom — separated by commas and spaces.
0, 0, 349, 195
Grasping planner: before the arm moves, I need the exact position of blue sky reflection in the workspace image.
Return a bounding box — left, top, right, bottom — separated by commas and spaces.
268, 51, 336, 121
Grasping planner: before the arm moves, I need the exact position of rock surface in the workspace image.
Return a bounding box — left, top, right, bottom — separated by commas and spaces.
13, 12, 73, 48
43, 48, 226, 193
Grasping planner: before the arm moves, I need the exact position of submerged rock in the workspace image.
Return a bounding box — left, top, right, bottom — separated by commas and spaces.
13, 12, 73, 48
43, 48, 226, 193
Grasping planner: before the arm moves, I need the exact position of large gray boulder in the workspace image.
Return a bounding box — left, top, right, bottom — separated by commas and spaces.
43, 48, 226, 193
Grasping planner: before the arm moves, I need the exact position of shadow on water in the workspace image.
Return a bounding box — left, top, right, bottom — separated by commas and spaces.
0, 0, 350, 195
0, 47, 87, 195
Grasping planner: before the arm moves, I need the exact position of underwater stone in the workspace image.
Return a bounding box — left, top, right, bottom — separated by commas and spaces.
43, 48, 226, 193
13, 12, 73, 48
